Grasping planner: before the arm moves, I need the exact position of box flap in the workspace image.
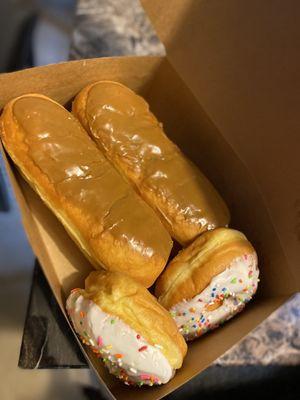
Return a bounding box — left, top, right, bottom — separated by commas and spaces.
141, 0, 191, 49
0, 56, 162, 108
143, 0, 300, 287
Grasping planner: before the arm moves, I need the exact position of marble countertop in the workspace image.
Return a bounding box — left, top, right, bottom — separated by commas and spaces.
70, 0, 164, 59
20, 0, 300, 387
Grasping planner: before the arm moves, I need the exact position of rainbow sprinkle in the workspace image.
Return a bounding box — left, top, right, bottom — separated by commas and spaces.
138, 345, 148, 352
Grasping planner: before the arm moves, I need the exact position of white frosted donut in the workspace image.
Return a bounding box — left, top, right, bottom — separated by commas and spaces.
171, 253, 259, 340
66, 290, 174, 386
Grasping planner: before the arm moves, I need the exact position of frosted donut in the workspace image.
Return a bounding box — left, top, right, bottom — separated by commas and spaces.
66, 270, 187, 386
155, 228, 259, 341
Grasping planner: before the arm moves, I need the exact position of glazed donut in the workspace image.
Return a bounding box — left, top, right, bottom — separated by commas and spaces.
0, 94, 173, 287
72, 80, 230, 245
66, 270, 187, 386
155, 228, 259, 341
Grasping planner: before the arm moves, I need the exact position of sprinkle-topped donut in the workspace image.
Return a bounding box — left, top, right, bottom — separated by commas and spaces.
170, 253, 258, 340
155, 228, 260, 341
66, 270, 187, 386
67, 291, 173, 385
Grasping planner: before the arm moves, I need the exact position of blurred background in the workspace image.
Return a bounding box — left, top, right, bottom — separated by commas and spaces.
0, 1, 299, 400
0, 0, 75, 72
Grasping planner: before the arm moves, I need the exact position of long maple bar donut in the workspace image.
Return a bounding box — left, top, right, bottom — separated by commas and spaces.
73, 81, 230, 245
0, 94, 173, 287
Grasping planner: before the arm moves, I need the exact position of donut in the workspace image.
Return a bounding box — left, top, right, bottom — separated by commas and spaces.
72, 80, 230, 245
66, 270, 187, 386
155, 228, 259, 341
0, 93, 173, 287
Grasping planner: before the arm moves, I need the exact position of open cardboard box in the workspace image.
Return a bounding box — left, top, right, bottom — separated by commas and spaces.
0, 0, 299, 398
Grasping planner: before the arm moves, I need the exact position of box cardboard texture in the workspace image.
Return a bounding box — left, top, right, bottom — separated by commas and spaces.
0, 0, 299, 398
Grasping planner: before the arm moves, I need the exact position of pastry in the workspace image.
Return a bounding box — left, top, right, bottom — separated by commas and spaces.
0, 94, 173, 287
155, 228, 259, 340
66, 270, 187, 386
73, 81, 230, 245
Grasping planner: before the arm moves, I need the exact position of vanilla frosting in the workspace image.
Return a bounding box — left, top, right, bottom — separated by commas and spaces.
171, 254, 259, 340
66, 291, 174, 385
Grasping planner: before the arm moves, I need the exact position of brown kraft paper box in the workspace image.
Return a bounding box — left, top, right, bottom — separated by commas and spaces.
0, 1, 299, 399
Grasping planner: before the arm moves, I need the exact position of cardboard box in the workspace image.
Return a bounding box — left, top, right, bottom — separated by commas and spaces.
1, 1, 299, 398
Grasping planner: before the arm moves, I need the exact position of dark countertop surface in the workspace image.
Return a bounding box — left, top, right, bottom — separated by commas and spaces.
17, 0, 300, 397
